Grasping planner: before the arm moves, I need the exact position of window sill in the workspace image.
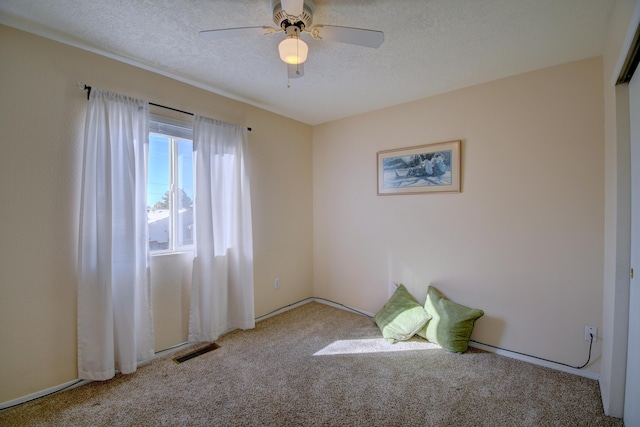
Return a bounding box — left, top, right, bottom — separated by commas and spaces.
150, 249, 194, 258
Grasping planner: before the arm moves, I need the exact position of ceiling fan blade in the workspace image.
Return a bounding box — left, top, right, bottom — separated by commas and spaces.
281, 0, 304, 16
310, 25, 384, 48
199, 26, 274, 41
288, 63, 304, 79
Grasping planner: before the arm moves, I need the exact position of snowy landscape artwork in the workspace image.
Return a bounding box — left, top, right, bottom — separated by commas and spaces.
377, 140, 461, 195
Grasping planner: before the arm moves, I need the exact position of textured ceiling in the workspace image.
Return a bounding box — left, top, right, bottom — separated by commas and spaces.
0, 0, 615, 125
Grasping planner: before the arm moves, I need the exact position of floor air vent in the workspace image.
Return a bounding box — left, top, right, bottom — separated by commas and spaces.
173, 343, 219, 364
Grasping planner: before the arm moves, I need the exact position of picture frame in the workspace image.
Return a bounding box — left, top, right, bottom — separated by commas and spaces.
377, 140, 461, 195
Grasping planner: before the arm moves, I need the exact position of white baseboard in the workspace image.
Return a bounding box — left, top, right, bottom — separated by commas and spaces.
255, 298, 316, 322
309, 298, 600, 381
0, 379, 90, 411
468, 341, 600, 380
1, 298, 598, 411
255, 297, 375, 321
0, 343, 194, 411
311, 297, 375, 317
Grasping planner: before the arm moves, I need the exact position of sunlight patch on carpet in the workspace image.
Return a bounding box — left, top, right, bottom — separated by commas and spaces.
313, 338, 441, 356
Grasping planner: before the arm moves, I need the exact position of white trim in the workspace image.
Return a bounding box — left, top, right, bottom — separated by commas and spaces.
255, 298, 316, 322
612, 1, 640, 85
1, 299, 599, 410
0, 379, 90, 411
150, 114, 193, 140
0, 343, 193, 411
0, 16, 288, 122
311, 298, 375, 317
148, 342, 191, 360
468, 341, 600, 381
315, 299, 601, 381
255, 297, 375, 322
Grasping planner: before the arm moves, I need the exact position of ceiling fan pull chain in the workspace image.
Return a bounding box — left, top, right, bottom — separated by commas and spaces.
295, 27, 302, 76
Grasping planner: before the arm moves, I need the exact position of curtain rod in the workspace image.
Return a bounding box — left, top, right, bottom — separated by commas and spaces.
82, 85, 251, 132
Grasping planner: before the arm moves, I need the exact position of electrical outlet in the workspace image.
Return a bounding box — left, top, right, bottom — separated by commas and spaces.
584, 326, 597, 342
274, 278, 280, 289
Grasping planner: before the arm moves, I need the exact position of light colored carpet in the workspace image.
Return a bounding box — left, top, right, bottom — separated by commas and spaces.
0, 302, 623, 426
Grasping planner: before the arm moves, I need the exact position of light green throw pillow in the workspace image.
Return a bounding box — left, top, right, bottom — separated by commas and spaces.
417, 285, 484, 353
374, 284, 431, 343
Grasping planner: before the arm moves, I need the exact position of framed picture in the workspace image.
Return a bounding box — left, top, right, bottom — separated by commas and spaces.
377, 140, 461, 195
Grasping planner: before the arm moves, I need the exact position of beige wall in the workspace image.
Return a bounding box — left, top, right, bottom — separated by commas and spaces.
0, 16, 624, 411
313, 57, 605, 374
0, 24, 313, 403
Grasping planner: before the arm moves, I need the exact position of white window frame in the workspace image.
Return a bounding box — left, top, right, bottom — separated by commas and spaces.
149, 115, 194, 255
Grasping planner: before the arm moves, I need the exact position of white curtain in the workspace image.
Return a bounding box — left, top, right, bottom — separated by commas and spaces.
78, 89, 153, 380
189, 115, 254, 342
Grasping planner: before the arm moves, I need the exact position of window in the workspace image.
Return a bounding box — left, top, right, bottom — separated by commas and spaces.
147, 116, 194, 253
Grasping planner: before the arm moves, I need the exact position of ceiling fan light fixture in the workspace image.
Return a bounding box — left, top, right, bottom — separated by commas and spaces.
278, 27, 308, 64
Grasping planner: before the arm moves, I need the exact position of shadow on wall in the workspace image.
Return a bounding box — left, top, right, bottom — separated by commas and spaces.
471, 315, 506, 345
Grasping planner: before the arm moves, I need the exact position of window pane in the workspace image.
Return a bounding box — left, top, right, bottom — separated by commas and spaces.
148, 134, 171, 251
176, 138, 194, 248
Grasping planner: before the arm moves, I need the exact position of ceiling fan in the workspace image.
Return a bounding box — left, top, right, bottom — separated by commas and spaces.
199, 0, 384, 81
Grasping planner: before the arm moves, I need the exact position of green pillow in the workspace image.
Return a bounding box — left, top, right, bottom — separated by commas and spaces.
374, 284, 431, 343
417, 285, 484, 353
